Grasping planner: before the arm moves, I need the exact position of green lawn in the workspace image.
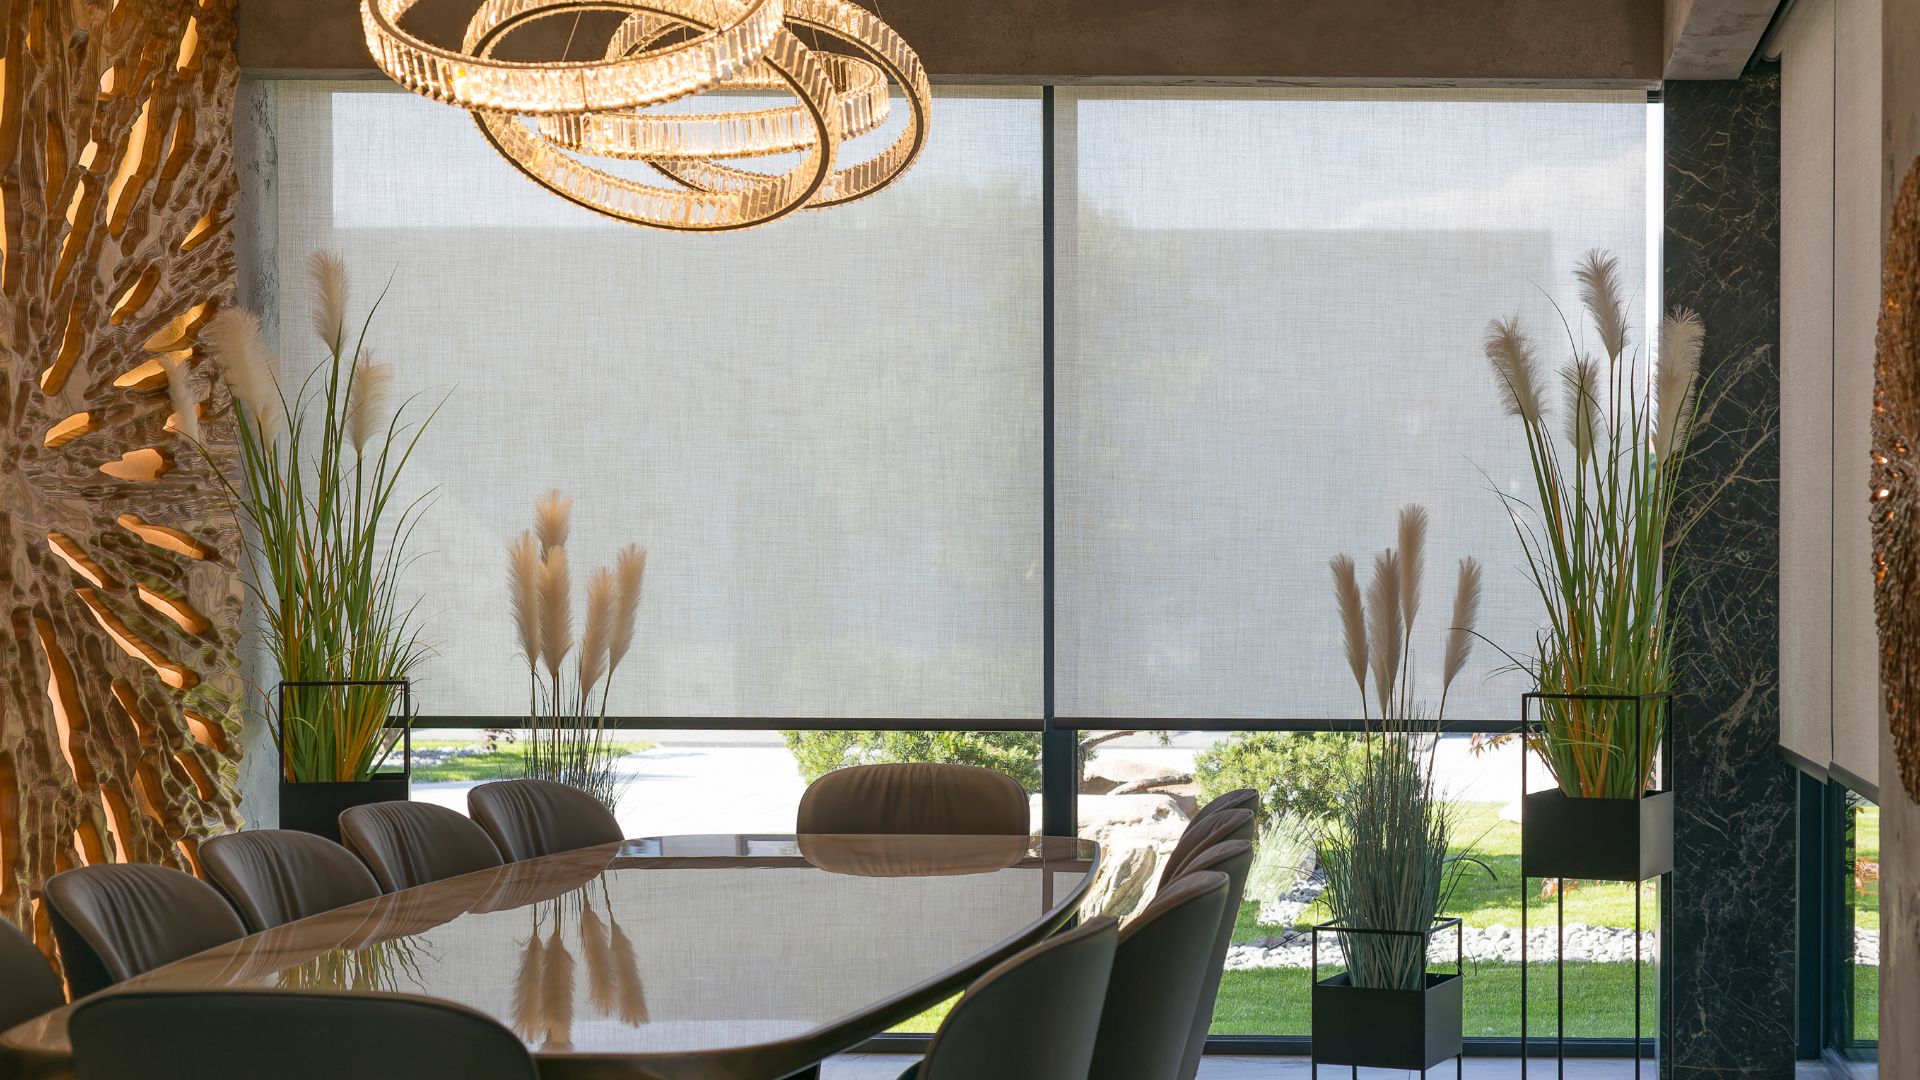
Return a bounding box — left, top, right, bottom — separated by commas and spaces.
1213, 962, 1656, 1038
407, 738, 655, 783
1855, 805, 1880, 930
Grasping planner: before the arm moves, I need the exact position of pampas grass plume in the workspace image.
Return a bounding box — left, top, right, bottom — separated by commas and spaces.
1656, 307, 1705, 461
1396, 505, 1427, 634
540, 546, 573, 686
204, 308, 286, 441
1330, 554, 1368, 705
580, 902, 616, 1014
1574, 249, 1628, 361
536, 490, 572, 556
607, 915, 650, 1024
509, 532, 543, 670
1365, 550, 1403, 718
160, 355, 200, 443
347, 351, 392, 454
608, 545, 646, 676
1442, 557, 1483, 693
1565, 355, 1601, 464
542, 921, 576, 1049
1484, 317, 1544, 424
309, 250, 350, 351
511, 930, 547, 1042
578, 567, 616, 703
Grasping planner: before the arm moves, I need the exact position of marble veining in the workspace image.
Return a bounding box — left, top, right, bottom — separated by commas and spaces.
1661, 70, 1798, 1080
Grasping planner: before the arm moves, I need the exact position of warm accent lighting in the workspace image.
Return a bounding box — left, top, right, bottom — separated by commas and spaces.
360, 0, 929, 230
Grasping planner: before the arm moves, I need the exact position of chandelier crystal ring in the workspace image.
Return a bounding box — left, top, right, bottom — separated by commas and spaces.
468, 3, 840, 230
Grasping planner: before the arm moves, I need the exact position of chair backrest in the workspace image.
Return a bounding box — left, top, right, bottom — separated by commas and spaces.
1190, 788, 1258, 827
467, 779, 623, 863
70, 990, 539, 1080
338, 802, 503, 893
919, 916, 1118, 1080
0, 917, 64, 1032
1168, 839, 1253, 1080
1087, 870, 1232, 1080
796, 763, 1029, 836
1157, 807, 1255, 889
45, 865, 245, 998
201, 829, 382, 932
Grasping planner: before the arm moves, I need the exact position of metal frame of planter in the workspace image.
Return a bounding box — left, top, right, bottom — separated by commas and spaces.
1518, 689, 1673, 1079
1310, 916, 1466, 1079
275, 678, 413, 843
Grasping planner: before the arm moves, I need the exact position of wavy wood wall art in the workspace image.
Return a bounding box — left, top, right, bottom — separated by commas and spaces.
1877, 159, 1920, 803
1, 0, 245, 955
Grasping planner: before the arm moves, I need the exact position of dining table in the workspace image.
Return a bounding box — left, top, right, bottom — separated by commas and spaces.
0, 833, 1099, 1080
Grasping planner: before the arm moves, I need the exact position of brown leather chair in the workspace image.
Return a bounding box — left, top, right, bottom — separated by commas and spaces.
1087, 870, 1232, 1080
1169, 838, 1254, 1080
0, 917, 64, 1032
338, 802, 503, 893
797, 763, 1028, 836
1190, 787, 1258, 826
467, 779, 623, 862
70, 989, 538, 1080
1157, 807, 1255, 888
45, 865, 245, 998
899, 916, 1118, 1080
202, 829, 382, 932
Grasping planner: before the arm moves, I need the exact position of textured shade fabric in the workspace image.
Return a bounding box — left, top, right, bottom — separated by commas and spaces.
915, 916, 1118, 1080
1053, 88, 1651, 723
246, 83, 1043, 723
467, 779, 624, 862
338, 802, 504, 893
201, 830, 382, 932
69, 990, 539, 1080
0, 917, 63, 1033
1087, 871, 1231, 1080
45, 865, 245, 997
796, 763, 1030, 835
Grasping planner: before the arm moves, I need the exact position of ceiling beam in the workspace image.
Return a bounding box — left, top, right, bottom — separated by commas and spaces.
1665, 0, 1784, 78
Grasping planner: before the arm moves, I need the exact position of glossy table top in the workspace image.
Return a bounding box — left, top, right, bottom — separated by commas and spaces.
2, 834, 1098, 1080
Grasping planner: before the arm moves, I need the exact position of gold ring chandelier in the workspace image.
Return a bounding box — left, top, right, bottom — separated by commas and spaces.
360, 0, 930, 231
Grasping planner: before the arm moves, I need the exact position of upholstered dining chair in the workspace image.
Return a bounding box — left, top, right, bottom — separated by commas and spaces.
1156, 807, 1255, 889
1189, 787, 1258, 827
467, 779, 623, 862
201, 829, 382, 932
338, 802, 503, 893
897, 915, 1118, 1080
1168, 838, 1254, 1080
44, 865, 245, 998
797, 762, 1029, 836
69, 990, 538, 1080
0, 917, 64, 1032
1086, 870, 1233, 1080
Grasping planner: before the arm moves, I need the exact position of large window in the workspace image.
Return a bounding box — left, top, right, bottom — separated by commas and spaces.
243, 81, 1654, 1049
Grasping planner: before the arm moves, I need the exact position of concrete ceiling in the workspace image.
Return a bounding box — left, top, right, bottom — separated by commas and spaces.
237, 0, 1777, 84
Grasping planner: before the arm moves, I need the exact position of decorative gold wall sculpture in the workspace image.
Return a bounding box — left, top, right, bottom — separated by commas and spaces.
1, 0, 244, 950
1875, 158, 1920, 803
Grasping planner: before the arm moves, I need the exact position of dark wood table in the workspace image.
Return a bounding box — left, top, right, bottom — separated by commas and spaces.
0, 833, 1099, 1079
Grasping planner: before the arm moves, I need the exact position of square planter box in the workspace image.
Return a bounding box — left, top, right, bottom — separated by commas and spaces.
1312, 970, 1463, 1073
279, 773, 409, 844
1521, 787, 1674, 882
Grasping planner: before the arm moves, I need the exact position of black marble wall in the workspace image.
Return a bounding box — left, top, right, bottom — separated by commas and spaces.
1662, 68, 1799, 1080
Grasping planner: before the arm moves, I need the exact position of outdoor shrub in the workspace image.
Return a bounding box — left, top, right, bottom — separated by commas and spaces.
783, 730, 1043, 792
1194, 731, 1366, 830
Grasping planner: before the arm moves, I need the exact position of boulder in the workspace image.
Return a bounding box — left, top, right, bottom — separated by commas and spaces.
1045, 793, 1191, 922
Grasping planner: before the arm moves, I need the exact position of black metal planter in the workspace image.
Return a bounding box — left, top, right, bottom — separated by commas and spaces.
1311, 917, 1465, 1079
1518, 690, 1672, 1079
275, 679, 413, 844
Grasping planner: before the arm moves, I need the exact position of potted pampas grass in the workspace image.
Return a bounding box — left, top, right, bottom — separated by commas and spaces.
507, 492, 646, 811
190, 252, 436, 840
1482, 250, 1703, 882
1310, 506, 1486, 1078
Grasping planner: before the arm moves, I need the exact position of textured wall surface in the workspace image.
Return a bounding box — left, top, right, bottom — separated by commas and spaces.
0, 0, 245, 953
1662, 69, 1799, 1079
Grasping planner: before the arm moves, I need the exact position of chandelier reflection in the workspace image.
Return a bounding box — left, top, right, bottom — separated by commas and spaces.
361, 0, 930, 230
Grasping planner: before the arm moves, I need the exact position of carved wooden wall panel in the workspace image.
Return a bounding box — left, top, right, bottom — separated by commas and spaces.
1, 0, 244, 952
1877, 158, 1920, 804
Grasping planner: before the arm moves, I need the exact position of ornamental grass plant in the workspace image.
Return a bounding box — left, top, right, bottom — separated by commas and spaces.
192, 253, 436, 783
1481, 251, 1705, 799
1319, 506, 1488, 990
